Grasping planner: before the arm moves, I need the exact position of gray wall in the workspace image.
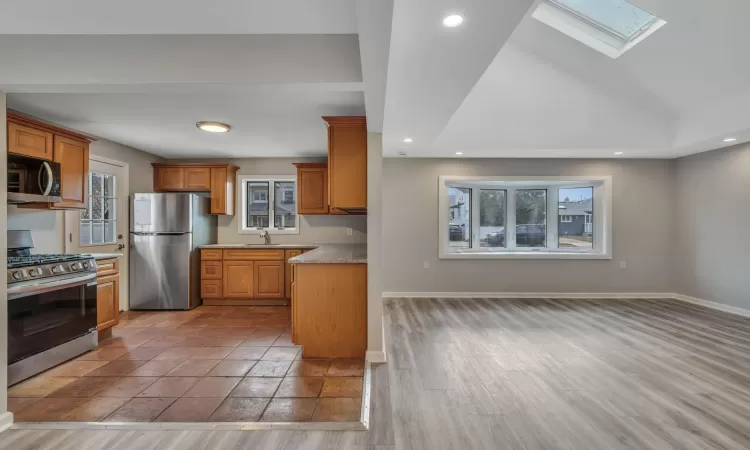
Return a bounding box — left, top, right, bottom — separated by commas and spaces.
173, 158, 367, 245
674, 143, 750, 309
383, 158, 675, 294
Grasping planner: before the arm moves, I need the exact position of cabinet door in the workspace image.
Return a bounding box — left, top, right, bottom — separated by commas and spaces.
54, 136, 89, 208
254, 260, 284, 299
285, 250, 302, 298
155, 167, 185, 191
184, 167, 211, 190
327, 120, 367, 209
201, 279, 222, 298
210, 167, 228, 214
96, 274, 120, 330
222, 261, 254, 298
8, 122, 54, 160
297, 166, 329, 214
201, 260, 222, 279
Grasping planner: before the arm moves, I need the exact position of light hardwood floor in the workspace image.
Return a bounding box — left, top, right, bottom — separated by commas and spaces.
3, 297, 750, 449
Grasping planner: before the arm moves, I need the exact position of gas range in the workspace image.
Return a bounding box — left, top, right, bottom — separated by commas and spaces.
7, 253, 97, 284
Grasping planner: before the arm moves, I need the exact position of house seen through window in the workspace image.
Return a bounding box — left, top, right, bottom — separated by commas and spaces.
241, 177, 298, 233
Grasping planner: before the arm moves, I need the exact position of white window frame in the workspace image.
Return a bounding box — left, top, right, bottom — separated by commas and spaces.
253, 190, 268, 203
238, 175, 299, 235
439, 176, 612, 260
560, 215, 573, 223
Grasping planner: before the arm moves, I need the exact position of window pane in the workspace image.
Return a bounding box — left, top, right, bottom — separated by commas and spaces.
92, 221, 104, 245
550, 0, 656, 40
91, 197, 103, 219
558, 187, 593, 249
448, 187, 471, 251
104, 198, 115, 220
247, 182, 269, 229
91, 173, 102, 196
104, 174, 115, 198
274, 182, 296, 229
515, 189, 547, 248
479, 189, 506, 248
104, 221, 116, 244
80, 222, 91, 245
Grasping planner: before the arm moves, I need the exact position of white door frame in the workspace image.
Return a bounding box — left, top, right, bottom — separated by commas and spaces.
64, 154, 131, 311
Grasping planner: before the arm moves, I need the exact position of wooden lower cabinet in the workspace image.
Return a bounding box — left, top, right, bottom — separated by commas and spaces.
254, 261, 284, 299
293, 263, 367, 358
95, 258, 121, 333
200, 248, 306, 305
222, 261, 254, 298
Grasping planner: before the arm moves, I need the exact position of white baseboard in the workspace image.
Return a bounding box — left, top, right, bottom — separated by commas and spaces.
383, 292, 673, 299
0, 412, 13, 433
383, 292, 750, 319
672, 293, 750, 318
366, 350, 387, 364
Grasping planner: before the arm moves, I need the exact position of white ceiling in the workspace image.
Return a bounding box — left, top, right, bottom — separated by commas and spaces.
1, 0, 749, 159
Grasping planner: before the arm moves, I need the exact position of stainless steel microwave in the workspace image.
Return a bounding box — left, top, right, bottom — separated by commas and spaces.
7, 154, 62, 204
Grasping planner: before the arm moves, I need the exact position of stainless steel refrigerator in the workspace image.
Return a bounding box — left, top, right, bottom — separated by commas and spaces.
129, 193, 217, 310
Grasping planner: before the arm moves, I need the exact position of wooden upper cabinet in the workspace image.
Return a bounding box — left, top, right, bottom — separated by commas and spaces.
8, 121, 54, 160
154, 166, 185, 191
254, 261, 285, 299
184, 167, 211, 190
222, 260, 254, 298
53, 136, 89, 208
294, 163, 328, 214
151, 163, 238, 215
323, 116, 367, 212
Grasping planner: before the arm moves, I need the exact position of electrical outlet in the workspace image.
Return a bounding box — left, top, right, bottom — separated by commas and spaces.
346, 227, 353, 236
423, 261, 429, 269
619, 261, 627, 269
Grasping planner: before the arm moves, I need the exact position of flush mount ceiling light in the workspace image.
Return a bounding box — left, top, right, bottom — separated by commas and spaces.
614, 152, 624, 155
196, 121, 231, 133
403, 137, 413, 143
442, 14, 464, 27
724, 137, 737, 142
455, 152, 464, 155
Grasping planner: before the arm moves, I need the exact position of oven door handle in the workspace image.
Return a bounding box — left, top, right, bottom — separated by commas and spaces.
7, 273, 97, 300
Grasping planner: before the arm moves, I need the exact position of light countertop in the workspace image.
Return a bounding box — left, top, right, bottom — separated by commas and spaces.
88, 253, 123, 261
200, 244, 319, 249
289, 244, 367, 264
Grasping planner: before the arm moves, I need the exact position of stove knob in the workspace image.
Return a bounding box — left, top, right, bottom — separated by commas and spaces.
51, 265, 60, 274
28, 268, 39, 277
12, 271, 23, 280
70, 262, 82, 271
82, 261, 91, 270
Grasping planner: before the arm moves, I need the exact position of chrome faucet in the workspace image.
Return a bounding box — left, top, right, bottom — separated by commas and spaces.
260, 229, 271, 245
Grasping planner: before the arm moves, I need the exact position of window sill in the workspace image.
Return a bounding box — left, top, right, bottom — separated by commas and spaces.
440, 251, 611, 260
238, 228, 300, 235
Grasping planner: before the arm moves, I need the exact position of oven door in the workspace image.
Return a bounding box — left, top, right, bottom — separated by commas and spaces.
7, 273, 97, 365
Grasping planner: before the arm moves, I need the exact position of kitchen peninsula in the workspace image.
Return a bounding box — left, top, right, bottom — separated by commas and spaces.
290, 244, 367, 359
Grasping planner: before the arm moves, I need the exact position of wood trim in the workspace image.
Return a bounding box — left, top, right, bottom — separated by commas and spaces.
7, 110, 96, 143
203, 299, 290, 306
152, 163, 239, 169
322, 116, 367, 128
292, 162, 328, 169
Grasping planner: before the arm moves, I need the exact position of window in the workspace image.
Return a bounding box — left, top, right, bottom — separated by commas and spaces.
439, 176, 611, 259
80, 172, 116, 245
239, 176, 298, 234
532, 0, 666, 59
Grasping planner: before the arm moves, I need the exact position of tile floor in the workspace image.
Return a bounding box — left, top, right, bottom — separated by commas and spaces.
8, 306, 364, 423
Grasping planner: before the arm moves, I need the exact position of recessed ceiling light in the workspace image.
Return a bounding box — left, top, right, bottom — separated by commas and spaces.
455, 152, 464, 155
398, 151, 407, 156
196, 121, 231, 133
443, 15, 464, 28
724, 137, 737, 142
403, 137, 413, 143
614, 152, 624, 155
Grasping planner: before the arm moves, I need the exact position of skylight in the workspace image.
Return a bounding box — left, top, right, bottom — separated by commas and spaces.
533, 0, 666, 59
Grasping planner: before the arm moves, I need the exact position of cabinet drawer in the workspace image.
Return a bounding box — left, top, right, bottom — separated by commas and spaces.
201, 261, 222, 279
201, 249, 223, 260
96, 258, 120, 277
201, 279, 222, 298
223, 249, 285, 261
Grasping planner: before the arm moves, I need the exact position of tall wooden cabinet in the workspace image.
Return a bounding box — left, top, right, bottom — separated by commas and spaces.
152, 163, 238, 215
8, 110, 94, 211
323, 116, 367, 213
